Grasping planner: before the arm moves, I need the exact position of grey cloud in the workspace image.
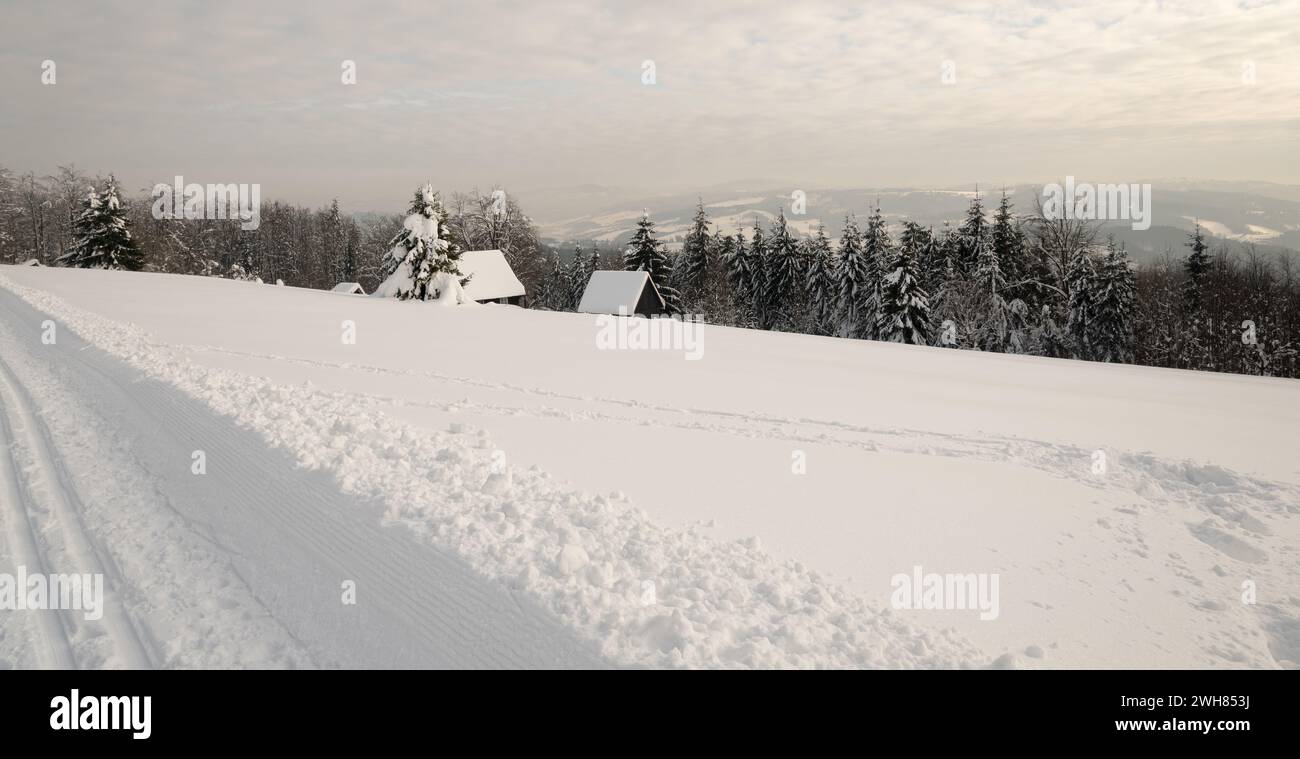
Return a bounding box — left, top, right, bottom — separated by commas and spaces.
0, 0, 1296, 214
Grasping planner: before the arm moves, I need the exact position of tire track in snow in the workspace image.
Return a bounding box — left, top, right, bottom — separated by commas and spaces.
0, 353, 154, 669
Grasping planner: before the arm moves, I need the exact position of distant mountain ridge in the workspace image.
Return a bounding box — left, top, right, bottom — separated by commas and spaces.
530, 181, 1300, 265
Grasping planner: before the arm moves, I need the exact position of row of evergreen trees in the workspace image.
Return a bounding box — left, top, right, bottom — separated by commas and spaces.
0, 165, 550, 297
10, 163, 1297, 378
536, 194, 1298, 377
561, 195, 1137, 356
532, 246, 605, 311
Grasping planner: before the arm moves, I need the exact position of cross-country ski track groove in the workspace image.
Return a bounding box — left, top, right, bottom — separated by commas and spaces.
0, 351, 155, 669
0, 287, 609, 669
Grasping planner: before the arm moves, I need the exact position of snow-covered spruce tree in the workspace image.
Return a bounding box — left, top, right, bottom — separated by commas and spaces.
725, 226, 756, 324
837, 214, 872, 338
321, 198, 346, 282
899, 220, 951, 343
577, 245, 600, 304
957, 192, 989, 277
938, 222, 961, 283
623, 210, 682, 315
859, 204, 892, 339
804, 224, 838, 335
972, 290, 1010, 353
969, 222, 1015, 352
533, 251, 579, 311
59, 176, 144, 271
761, 209, 802, 330
898, 221, 930, 264
679, 200, 712, 295
912, 225, 942, 296
682, 231, 733, 323
874, 240, 932, 345
1065, 249, 1098, 360
565, 245, 589, 309
1019, 230, 1058, 314
1175, 223, 1217, 370
343, 221, 360, 283
1130, 257, 1180, 367
532, 256, 555, 309
991, 192, 1026, 299
1090, 241, 1137, 363
742, 220, 768, 325
1004, 297, 1032, 354
923, 223, 953, 310
374, 184, 464, 301
227, 230, 259, 281
1036, 303, 1071, 358
1182, 222, 1211, 311
974, 221, 1005, 296
928, 223, 977, 349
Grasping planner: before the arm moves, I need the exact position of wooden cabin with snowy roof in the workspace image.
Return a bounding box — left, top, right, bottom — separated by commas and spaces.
577, 270, 668, 317
332, 281, 367, 295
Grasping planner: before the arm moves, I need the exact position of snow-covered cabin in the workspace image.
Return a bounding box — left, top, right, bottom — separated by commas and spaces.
332, 282, 367, 295
577, 270, 668, 317
458, 249, 526, 305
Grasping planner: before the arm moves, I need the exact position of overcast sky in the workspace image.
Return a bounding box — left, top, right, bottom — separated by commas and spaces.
1, 0, 1297, 217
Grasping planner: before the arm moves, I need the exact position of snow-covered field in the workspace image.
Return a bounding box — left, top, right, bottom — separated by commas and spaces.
1, 265, 1297, 669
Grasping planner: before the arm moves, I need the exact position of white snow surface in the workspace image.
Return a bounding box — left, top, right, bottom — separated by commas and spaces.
2, 266, 1299, 669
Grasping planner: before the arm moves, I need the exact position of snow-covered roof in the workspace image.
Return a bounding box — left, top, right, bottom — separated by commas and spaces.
332, 282, 366, 295
577, 270, 666, 314
459, 249, 525, 301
